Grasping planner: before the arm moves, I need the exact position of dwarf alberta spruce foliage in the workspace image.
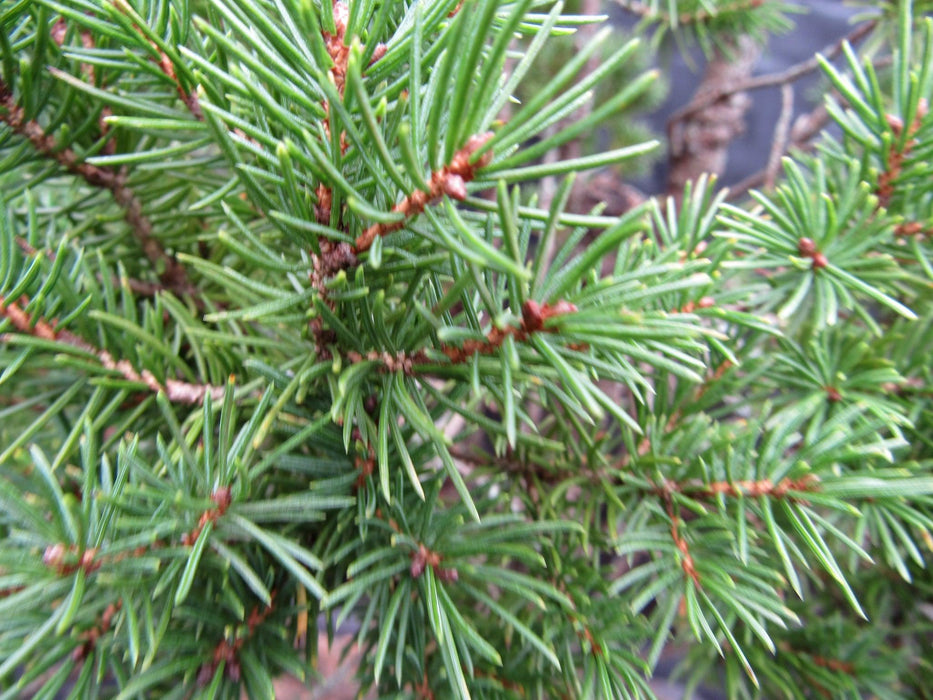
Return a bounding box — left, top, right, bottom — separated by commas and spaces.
2, 0, 933, 697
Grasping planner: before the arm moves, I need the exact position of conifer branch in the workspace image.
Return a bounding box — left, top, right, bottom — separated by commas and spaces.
2, 2, 931, 696
0, 295, 222, 404
437, 298, 577, 363
662, 488, 699, 583
344, 299, 578, 371
0, 584, 25, 599
619, 0, 766, 24
14, 237, 192, 301
878, 99, 928, 207
72, 601, 122, 662
0, 80, 194, 296
50, 17, 116, 154
198, 591, 278, 686
180, 487, 233, 546
666, 474, 819, 500
410, 543, 458, 582
124, 20, 203, 122
40, 487, 231, 592
42, 543, 102, 576
315, 2, 386, 222
354, 132, 494, 253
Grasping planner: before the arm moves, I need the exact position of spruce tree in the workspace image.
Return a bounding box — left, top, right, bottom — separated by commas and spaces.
1, 0, 932, 697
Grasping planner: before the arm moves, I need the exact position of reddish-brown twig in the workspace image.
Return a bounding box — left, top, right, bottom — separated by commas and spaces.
0, 294, 222, 404
198, 591, 278, 685
355, 133, 494, 253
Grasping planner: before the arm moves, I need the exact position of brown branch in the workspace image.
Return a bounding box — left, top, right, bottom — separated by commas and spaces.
311, 131, 496, 359
315, 182, 333, 224
577, 624, 603, 657
324, 2, 351, 98
440, 298, 576, 363
106, 1, 206, 121
355, 132, 494, 253
653, 474, 819, 584
152, 44, 203, 121
351, 431, 376, 489
308, 238, 357, 360
307, 2, 355, 354
671, 474, 820, 500
894, 220, 932, 237
38, 487, 231, 664
346, 348, 422, 374
809, 653, 856, 675
14, 236, 42, 258
672, 296, 715, 315
0, 584, 26, 599
0, 294, 222, 404
764, 83, 795, 190
667, 34, 761, 196
668, 20, 878, 127
144, 36, 202, 120
344, 299, 578, 372
35, 488, 235, 667
307, 3, 389, 358
0, 80, 193, 296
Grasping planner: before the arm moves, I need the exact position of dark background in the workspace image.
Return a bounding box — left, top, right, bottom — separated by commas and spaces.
616, 0, 863, 194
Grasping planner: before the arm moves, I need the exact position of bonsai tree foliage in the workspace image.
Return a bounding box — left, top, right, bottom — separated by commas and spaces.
1, 0, 932, 697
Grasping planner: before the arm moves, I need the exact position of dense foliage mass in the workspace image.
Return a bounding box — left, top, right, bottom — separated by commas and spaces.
1, 0, 932, 697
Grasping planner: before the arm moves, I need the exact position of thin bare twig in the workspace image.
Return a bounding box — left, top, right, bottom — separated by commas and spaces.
668, 19, 878, 127
764, 83, 795, 189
